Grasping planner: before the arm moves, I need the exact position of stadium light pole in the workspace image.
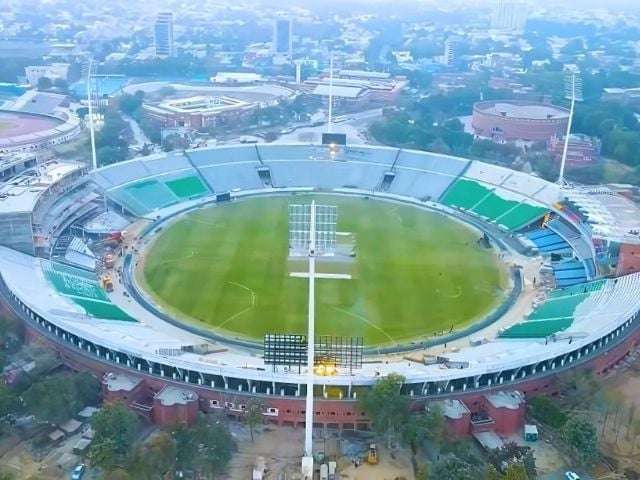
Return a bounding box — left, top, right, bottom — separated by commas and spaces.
302, 200, 317, 474
558, 73, 576, 185
327, 54, 334, 133
86, 58, 98, 171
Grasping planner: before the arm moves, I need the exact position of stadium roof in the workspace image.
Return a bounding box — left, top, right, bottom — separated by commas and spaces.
338, 69, 392, 79
476, 101, 569, 120
563, 186, 640, 245
0, 161, 83, 214
312, 85, 362, 98
9, 91, 66, 115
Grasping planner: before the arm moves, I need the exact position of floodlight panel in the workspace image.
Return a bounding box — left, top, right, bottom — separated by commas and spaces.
289, 203, 337, 254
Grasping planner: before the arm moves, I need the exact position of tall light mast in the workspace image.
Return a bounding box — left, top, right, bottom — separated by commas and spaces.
327, 54, 334, 133
86, 58, 98, 171
558, 73, 576, 185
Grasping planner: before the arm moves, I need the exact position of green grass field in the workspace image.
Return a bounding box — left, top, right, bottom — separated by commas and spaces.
0, 120, 14, 134
140, 195, 508, 346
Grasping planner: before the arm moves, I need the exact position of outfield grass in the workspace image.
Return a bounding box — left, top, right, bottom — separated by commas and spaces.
140, 194, 508, 346
0, 120, 14, 134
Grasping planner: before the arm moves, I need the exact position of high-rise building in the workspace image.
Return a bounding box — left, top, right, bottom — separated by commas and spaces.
563, 64, 584, 102
491, 0, 528, 32
273, 18, 292, 56
154, 12, 174, 58
443, 37, 457, 67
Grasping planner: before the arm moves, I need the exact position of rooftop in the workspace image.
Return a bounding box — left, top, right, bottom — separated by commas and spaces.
435, 399, 470, 419
476, 101, 569, 120
564, 186, 640, 245
155, 386, 198, 406
146, 95, 252, 115
103, 372, 142, 393
312, 85, 362, 98
485, 390, 525, 410
0, 160, 83, 214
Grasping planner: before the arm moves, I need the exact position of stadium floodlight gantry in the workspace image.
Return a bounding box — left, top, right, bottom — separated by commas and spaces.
1, 143, 640, 431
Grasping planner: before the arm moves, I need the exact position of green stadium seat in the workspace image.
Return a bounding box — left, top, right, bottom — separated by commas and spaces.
472, 193, 518, 220
123, 180, 178, 212
499, 318, 573, 338
499, 279, 606, 339
165, 175, 209, 198
497, 203, 547, 231
527, 294, 589, 320
441, 179, 492, 210
442, 179, 547, 232
43, 261, 135, 322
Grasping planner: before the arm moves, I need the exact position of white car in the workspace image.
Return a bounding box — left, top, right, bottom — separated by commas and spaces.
565, 472, 581, 480
71, 464, 86, 480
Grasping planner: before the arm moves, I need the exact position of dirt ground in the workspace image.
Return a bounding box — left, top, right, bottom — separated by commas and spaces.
224, 424, 414, 480
225, 425, 305, 479
595, 352, 640, 473
1, 432, 84, 480
504, 432, 567, 475
337, 446, 414, 480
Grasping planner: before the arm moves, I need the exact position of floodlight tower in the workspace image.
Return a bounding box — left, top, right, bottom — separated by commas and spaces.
327, 54, 334, 133
86, 58, 98, 171
301, 201, 317, 478
558, 73, 576, 185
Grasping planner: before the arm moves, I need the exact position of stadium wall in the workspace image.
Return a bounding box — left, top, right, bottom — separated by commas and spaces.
471, 101, 569, 142
9, 289, 640, 430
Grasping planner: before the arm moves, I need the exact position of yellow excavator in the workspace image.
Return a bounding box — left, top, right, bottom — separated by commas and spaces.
101, 275, 114, 293
366, 443, 378, 465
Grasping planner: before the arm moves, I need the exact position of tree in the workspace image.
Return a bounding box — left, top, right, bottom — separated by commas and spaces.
360, 373, 409, 448
484, 465, 504, 480
73, 372, 100, 406
90, 403, 139, 471
244, 399, 264, 442
170, 414, 234, 478
37, 76, 52, 90
22, 374, 78, 424
504, 463, 529, 480
403, 404, 445, 460
118, 91, 145, 116
528, 396, 567, 429
430, 455, 481, 480
127, 432, 176, 479
0, 385, 19, 418
96, 109, 132, 166
561, 415, 599, 466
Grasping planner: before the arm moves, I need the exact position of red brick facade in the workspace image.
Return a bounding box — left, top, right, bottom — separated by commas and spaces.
472, 101, 569, 142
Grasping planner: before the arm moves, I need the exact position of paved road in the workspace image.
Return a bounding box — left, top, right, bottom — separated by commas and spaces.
540, 469, 593, 480
122, 113, 151, 148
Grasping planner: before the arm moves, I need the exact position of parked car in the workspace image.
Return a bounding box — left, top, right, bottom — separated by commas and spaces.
71, 464, 86, 480
565, 472, 581, 480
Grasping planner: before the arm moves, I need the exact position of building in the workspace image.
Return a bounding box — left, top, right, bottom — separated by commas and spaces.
2, 145, 640, 433
443, 37, 458, 67
153, 386, 199, 426
0, 160, 86, 255
564, 64, 584, 102
143, 95, 257, 131
548, 134, 600, 166
491, 0, 528, 31
154, 12, 174, 58
0, 109, 81, 154
303, 69, 406, 107
24, 64, 69, 87
210, 72, 263, 84
602, 87, 640, 107
472, 100, 570, 142
436, 391, 526, 438
273, 18, 292, 57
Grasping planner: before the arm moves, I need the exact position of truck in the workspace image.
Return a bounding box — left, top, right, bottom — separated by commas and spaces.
252, 456, 266, 480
